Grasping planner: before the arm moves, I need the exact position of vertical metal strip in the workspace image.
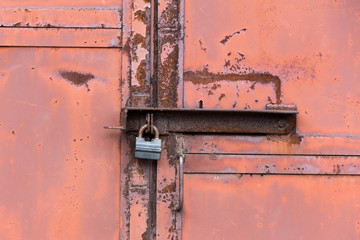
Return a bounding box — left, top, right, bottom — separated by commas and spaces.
176, 156, 184, 211
178, 0, 185, 108
120, 0, 133, 238
150, 0, 159, 107
121, 0, 132, 109
148, 0, 159, 239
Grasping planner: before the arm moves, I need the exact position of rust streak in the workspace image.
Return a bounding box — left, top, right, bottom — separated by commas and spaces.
220, 28, 247, 45
199, 39, 207, 52
266, 133, 303, 145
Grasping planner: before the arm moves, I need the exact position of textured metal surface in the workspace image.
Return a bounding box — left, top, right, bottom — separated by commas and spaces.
5, 0, 356, 239
182, 135, 360, 155
0, 9, 121, 28
183, 174, 360, 240
184, 154, 360, 175
0, 28, 121, 48
121, 107, 298, 134
184, 0, 360, 135
0, 2, 122, 239
180, 0, 360, 239
0, 0, 121, 8
0, 48, 121, 239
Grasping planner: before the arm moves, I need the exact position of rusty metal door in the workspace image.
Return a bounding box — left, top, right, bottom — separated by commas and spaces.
0, 1, 122, 239
121, 0, 360, 239
2, 0, 360, 239
180, 0, 360, 239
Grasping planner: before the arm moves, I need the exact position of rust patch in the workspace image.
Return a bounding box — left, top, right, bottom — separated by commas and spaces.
333, 164, 344, 174
44, 23, 55, 28
266, 103, 297, 111
159, 34, 179, 107
141, 231, 148, 240
130, 5, 151, 99
184, 69, 282, 103
287, 134, 303, 144
165, 134, 178, 167
159, 0, 180, 28
59, 70, 94, 92
199, 39, 207, 52
135, 159, 145, 176
132, 33, 146, 61
250, 82, 256, 90
211, 83, 221, 90
224, 59, 231, 68
12, 22, 21, 27
160, 182, 176, 194
218, 93, 226, 101
132, 95, 150, 107
134, 9, 148, 25
266, 133, 303, 145
135, 60, 148, 90
220, 28, 247, 45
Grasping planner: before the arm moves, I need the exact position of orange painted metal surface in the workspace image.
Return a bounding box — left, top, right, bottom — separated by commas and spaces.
0, 28, 121, 48
0, 0, 121, 8
0, 48, 121, 240
185, 155, 360, 175
183, 174, 360, 239
122, 0, 360, 239
184, 0, 360, 135
0, 1, 122, 239
180, 0, 360, 239
183, 135, 360, 155
2, 0, 360, 239
0, 9, 121, 28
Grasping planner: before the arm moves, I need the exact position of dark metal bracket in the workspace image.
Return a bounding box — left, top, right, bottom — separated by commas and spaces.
119, 104, 298, 135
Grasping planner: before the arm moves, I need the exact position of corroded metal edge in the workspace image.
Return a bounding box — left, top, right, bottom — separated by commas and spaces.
120, 107, 298, 135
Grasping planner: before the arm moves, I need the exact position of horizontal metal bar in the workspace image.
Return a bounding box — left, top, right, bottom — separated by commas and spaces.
0, 26, 122, 30
184, 154, 360, 175
184, 153, 360, 157
121, 107, 297, 135
0, 46, 122, 49
123, 107, 298, 114
182, 172, 360, 176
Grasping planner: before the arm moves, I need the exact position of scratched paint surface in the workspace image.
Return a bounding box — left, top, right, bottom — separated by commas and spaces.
181, 0, 360, 239
0, 48, 121, 239
184, 0, 360, 135
0, 0, 123, 238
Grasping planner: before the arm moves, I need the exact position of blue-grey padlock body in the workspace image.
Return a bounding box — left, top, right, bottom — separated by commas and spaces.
135, 137, 162, 160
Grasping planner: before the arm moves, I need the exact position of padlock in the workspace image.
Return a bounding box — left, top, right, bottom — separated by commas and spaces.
135, 124, 162, 160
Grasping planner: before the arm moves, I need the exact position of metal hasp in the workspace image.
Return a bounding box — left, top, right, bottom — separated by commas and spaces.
120, 105, 298, 135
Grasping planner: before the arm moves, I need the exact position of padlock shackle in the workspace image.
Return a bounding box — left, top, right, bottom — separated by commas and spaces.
138, 124, 160, 139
